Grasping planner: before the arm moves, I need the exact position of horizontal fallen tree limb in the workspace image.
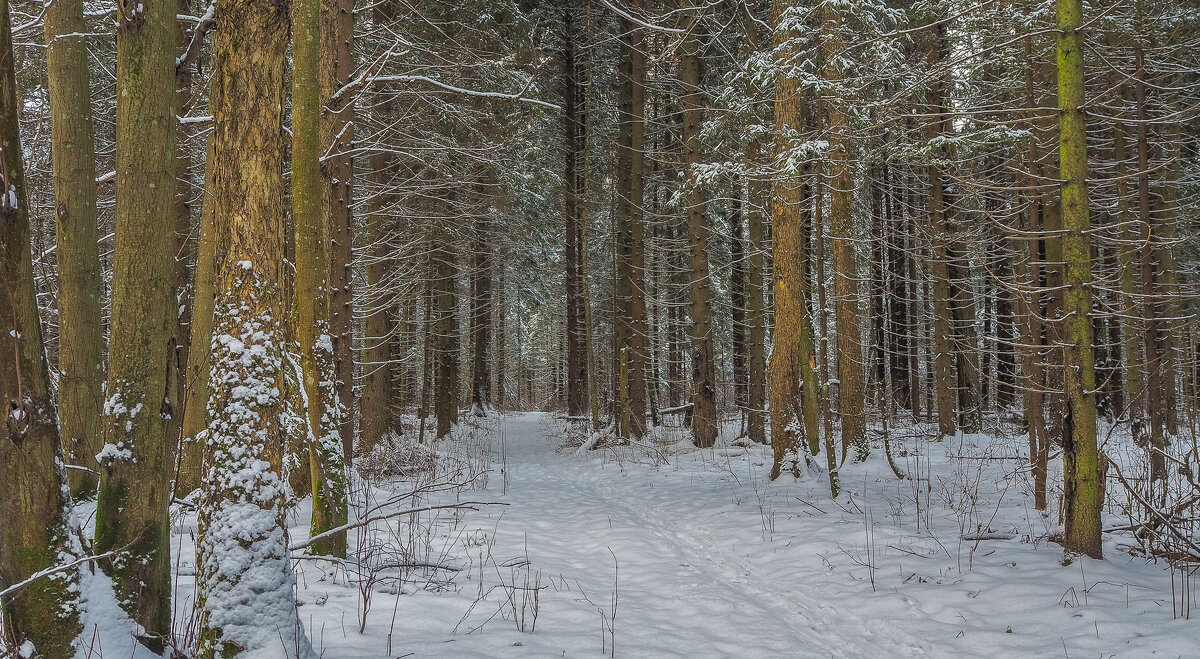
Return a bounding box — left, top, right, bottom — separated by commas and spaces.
962, 532, 1017, 541
0, 550, 121, 601
290, 501, 509, 552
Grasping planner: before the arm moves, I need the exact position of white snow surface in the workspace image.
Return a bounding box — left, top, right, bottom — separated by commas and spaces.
73, 412, 1196, 657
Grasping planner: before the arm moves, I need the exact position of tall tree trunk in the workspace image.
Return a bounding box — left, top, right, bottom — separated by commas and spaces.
177, 142, 217, 495
948, 226, 981, 432
769, 0, 820, 480
927, 14, 956, 440
172, 0, 199, 496
869, 170, 886, 409
887, 169, 911, 413
824, 3, 866, 461
360, 149, 396, 454
746, 167, 768, 446
614, 0, 648, 438
1134, 45, 1167, 484
294, 0, 347, 557
739, 2, 767, 447
0, 3, 81, 645
434, 225, 457, 438
1057, 0, 1101, 559
45, 0, 103, 499
564, 0, 588, 418
322, 0, 356, 453
471, 203, 493, 415
95, 0, 179, 642
680, 0, 717, 449
1019, 15, 1048, 511
730, 182, 748, 424
196, 0, 314, 648
496, 261, 508, 411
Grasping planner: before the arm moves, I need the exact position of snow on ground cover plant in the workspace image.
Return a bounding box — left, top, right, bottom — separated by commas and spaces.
52, 411, 1199, 657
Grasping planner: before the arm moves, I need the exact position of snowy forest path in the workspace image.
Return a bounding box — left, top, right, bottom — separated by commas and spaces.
484, 412, 929, 658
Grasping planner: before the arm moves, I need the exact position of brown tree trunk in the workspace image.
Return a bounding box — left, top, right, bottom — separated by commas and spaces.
1134, 45, 1167, 484
45, 0, 103, 499
295, 0, 347, 557
680, 0, 717, 448
434, 225, 457, 438
322, 0, 356, 454
564, 0, 588, 418
824, 3, 866, 461
730, 181, 748, 423
95, 0, 179, 641
0, 3, 80, 644
1057, 0, 1102, 558
927, 16, 956, 440
195, 0, 313, 643
614, 0, 648, 438
360, 149, 396, 454
471, 199, 494, 415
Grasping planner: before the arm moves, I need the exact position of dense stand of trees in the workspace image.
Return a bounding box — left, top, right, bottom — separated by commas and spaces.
0, 0, 1196, 652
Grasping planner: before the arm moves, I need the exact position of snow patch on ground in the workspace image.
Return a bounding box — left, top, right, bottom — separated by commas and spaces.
70, 412, 1197, 657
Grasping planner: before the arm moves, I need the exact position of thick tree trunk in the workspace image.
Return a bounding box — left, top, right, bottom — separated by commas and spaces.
196, 0, 313, 649
1019, 19, 1049, 511
1133, 46, 1167, 484
172, 0, 198, 495
887, 170, 911, 413
739, 5, 767, 446
769, 0, 820, 480
1057, 0, 1101, 559
94, 0, 179, 642
0, 3, 81, 645
45, 0, 103, 499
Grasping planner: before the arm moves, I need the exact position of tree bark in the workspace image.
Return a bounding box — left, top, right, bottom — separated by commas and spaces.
730, 182, 748, 422
471, 200, 494, 415
1057, 0, 1102, 559
196, 0, 314, 648
926, 14, 956, 440
321, 0, 356, 453
360, 144, 396, 454
95, 0, 179, 642
294, 0, 348, 557
769, 0, 821, 480
564, 0, 588, 418
680, 0, 717, 449
0, 1, 81, 645
824, 3, 866, 461
177, 142, 217, 495
434, 224, 457, 439
45, 0, 103, 499
614, 0, 648, 438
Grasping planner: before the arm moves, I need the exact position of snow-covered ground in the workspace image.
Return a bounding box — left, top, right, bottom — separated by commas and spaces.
75, 411, 1195, 657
